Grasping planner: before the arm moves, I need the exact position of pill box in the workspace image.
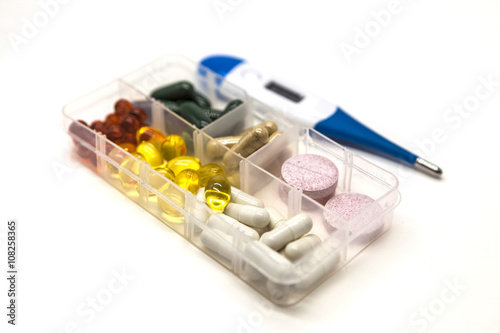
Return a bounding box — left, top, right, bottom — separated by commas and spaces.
62, 54, 400, 306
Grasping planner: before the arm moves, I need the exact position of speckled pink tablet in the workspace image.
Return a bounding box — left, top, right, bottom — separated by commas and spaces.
280, 154, 338, 205
323, 193, 384, 236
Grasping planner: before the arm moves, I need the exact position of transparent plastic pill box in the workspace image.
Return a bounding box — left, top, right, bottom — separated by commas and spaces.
62, 54, 401, 306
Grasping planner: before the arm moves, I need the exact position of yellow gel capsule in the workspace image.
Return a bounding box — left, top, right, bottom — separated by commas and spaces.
174, 169, 200, 194
119, 152, 146, 187
158, 183, 185, 220
136, 126, 166, 150
141, 166, 175, 196
167, 155, 200, 176
161, 134, 187, 161
198, 163, 225, 187
204, 175, 231, 211
136, 141, 164, 168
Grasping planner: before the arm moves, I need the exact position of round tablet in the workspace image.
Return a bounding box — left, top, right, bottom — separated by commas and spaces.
280, 154, 338, 205
323, 193, 384, 237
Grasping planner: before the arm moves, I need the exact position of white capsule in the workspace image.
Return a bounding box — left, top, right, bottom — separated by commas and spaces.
191, 200, 210, 234
244, 240, 291, 278
200, 229, 235, 261
294, 251, 341, 292
224, 203, 270, 228
207, 213, 259, 240
266, 207, 287, 230
230, 187, 264, 208
196, 187, 206, 203
260, 213, 312, 250
283, 234, 322, 261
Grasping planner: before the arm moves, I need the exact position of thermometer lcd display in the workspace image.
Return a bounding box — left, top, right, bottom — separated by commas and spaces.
265, 81, 304, 103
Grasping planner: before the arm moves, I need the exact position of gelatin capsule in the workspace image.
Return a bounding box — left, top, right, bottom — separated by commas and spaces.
282, 234, 321, 261
266, 207, 287, 229
128, 105, 146, 123
244, 241, 291, 277
192, 91, 211, 109
136, 141, 164, 168
142, 166, 175, 196
179, 101, 212, 128
151, 81, 194, 101
161, 135, 187, 161
238, 121, 278, 137
167, 155, 200, 176
118, 142, 136, 153
200, 229, 234, 261
161, 100, 182, 114
266, 131, 282, 144
158, 182, 185, 220
136, 126, 166, 150
230, 187, 264, 208
90, 120, 105, 134
224, 99, 243, 113
104, 123, 124, 143
198, 163, 225, 187
224, 203, 269, 228
207, 213, 259, 240
114, 98, 132, 114
174, 169, 200, 194
223, 126, 268, 169
120, 114, 141, 133
118, 152, 146, 187
204, 175, 231, 211
260, 213, 312, 251
206, 136, 241, 158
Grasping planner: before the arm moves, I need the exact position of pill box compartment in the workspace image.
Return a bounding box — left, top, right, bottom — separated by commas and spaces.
62, 55, 400, 306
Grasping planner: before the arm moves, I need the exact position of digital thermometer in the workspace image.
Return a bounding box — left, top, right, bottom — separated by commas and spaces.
200, 55, 443, 177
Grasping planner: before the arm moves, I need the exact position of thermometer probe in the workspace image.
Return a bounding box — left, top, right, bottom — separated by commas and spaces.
200, 55, 443, 178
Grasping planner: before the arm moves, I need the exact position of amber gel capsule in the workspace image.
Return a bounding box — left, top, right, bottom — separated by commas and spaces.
136, 126, 166, 150
204, 175, 231, 211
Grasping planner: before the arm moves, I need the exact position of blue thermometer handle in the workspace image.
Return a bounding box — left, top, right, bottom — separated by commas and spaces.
200, 55, 442, 177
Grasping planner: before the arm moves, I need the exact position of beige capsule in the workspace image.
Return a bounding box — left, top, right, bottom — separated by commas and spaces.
238, 121, 278, 137
223, 126, 268, 169
206, 136, 241, 158
266, 131, 282, 144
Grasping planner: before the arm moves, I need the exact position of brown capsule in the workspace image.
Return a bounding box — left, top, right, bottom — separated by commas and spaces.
120, 114, 141, 133
105, 123, 124, 143
129, 105, 147, 123
223, 126, 268, 169
206, 136, 241, 158
104, 113, 121, 127
90, 120, 105, 134
114, 99, 132, 115
121, 132, 137, 145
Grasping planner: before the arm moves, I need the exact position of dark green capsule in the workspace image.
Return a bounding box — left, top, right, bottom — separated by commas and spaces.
151, 81, 194, 101
161, 100, 182, 114
214, 99, 244, 119
192, 91, 211, 109
179, 101, 212, 128
224, 99, 243, 113
204, 108, 225, 121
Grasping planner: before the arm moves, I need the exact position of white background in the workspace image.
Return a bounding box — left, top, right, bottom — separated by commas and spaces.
1, 0, 500, 332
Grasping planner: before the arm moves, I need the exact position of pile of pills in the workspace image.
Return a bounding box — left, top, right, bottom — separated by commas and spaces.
279, 153, 383, 237
206, 120, 283, 169
150, 81, 243, 128
197, 185, 321, 263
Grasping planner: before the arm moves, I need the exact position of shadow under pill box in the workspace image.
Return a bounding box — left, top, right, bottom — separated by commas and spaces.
62, 54, 400, 306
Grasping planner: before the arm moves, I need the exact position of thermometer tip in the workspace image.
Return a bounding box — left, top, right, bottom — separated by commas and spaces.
415, 157, 443, 178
